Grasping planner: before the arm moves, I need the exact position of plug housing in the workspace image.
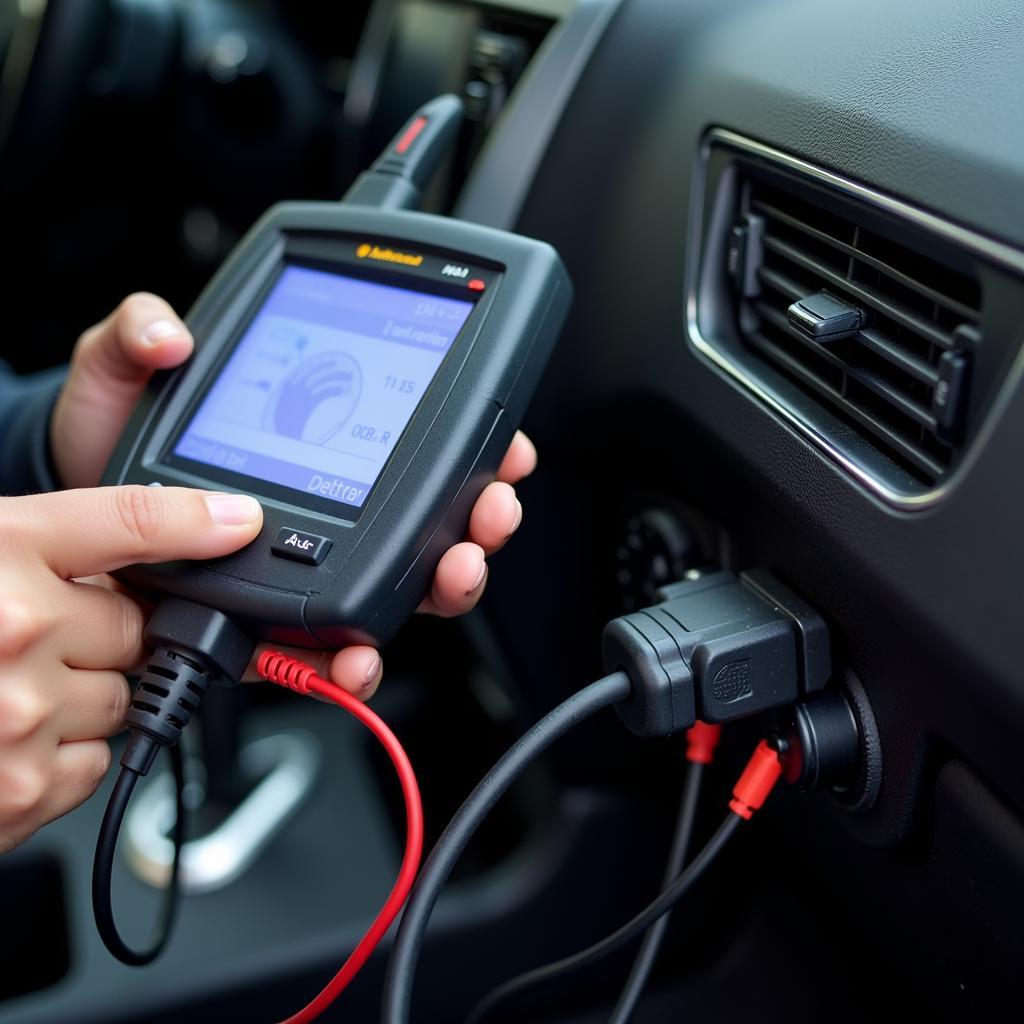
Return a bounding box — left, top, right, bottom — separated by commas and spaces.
603, 569, 829, 738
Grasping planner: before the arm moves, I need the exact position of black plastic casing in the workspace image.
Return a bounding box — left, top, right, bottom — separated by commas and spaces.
102, 203, 571, 648
603, 569, 831, 737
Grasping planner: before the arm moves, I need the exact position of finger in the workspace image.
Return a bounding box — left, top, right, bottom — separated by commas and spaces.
0, 739, 111, 850
0, 756, 49, 850
467, 481, 522, 555
495, 431, 537, 484
13, 486, 263, 579
328, 646, 384, 701
74, 293, 193, 384
40, 740, 112, 825
0, 675, 49, 745
56, 580, 147, 672
417, 542, 488, 618
53, 294, 194, 489
49, 668, 131, 742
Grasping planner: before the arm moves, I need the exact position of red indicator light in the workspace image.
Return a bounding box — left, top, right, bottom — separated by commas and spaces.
395, 115, 428, 155
468, 279, 486, 292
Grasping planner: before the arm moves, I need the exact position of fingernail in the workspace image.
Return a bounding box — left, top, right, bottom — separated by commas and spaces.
362, 654, 382, 689
506, 498, 523, 538
142, 319, 185, 345
204, 492, 262, 525
467, 561, 488, 596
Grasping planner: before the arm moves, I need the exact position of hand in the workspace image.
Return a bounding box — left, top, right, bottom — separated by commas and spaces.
0, 485, 263, 853
49, 295, 537, 700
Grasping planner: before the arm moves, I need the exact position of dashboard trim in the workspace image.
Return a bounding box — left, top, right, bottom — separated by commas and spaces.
456, 0, 624, 230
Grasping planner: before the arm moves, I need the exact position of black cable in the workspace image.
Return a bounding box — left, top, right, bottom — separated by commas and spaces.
380, 671, 633, 1024
609, 762, 704, 1024
466, 813, 742, 1024
92, 733, 185, 966
91, 602, 252, 967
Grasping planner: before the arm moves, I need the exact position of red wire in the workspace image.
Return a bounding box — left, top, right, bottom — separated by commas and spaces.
257, 651, 424, 1024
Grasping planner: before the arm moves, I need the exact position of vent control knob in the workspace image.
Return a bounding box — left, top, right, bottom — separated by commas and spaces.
787, 289, 864, 341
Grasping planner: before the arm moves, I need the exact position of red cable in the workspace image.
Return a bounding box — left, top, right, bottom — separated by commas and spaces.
257, 651, 424, 1024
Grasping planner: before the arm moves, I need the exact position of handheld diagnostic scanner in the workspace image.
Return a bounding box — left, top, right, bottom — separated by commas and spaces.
102, 95, 571, 653
92, 94, 569, 977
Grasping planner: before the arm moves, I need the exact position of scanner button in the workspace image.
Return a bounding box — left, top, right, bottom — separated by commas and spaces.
272, 528, 332, 566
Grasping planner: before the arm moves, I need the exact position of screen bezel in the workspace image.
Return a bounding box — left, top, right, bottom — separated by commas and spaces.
159, 249, 496, 522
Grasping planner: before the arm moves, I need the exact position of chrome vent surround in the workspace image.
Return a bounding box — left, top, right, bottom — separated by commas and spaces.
688, 129, 1024, 508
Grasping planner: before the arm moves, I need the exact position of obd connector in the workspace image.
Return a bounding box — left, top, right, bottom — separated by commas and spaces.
603, 569, 830, 737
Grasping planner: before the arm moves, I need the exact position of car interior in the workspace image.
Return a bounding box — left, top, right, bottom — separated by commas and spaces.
1, 1, 1022, 1022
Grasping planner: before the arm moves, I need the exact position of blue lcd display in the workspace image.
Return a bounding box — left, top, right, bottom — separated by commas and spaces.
173, 264, 475, 509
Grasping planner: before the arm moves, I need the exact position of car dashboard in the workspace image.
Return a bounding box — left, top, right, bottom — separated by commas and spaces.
1, 1, 1022, 1021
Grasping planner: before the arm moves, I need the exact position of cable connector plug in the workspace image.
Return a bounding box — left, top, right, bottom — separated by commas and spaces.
343, 93, 464, 210
603, 569, 831, 737
729, 739, 784, 820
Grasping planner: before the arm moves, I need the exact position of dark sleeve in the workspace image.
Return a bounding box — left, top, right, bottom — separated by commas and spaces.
0, 361, 65, 495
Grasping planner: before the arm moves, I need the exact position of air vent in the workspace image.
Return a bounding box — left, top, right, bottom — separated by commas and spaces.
691, 131, 1024, 505
732, 177, 981, 484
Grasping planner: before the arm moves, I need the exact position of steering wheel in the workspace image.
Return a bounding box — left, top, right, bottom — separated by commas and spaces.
0, 0, 318, 203
0, 0, 181, 190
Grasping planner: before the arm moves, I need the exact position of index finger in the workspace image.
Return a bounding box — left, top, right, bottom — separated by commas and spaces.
11, 486, 262, 580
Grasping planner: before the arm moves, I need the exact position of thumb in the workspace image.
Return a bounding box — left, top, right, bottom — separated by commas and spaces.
14, 486, 263, 579
52, 294, 194, 489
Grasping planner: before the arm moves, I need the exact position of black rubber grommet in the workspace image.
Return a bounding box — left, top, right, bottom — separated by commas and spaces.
832, 667, 882, 813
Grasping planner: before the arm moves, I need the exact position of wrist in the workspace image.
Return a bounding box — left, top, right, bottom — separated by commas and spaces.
12, 370, 63, 493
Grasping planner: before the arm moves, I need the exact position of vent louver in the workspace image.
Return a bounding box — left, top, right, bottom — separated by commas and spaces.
731, 177, 982, 485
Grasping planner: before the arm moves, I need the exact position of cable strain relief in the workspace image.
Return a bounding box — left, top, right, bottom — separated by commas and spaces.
125, 646, 218, 750
119, 730, 160, 776
602, 615, 696, 737
685, 721, 723, 764
729, 739, 784, 820
257, 650, 319, 694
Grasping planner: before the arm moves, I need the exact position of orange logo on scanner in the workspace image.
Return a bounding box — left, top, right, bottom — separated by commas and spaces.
355, 243, 423, 266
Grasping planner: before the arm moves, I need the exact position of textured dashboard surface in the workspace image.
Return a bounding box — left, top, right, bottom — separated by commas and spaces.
678, 0, 1024, 245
